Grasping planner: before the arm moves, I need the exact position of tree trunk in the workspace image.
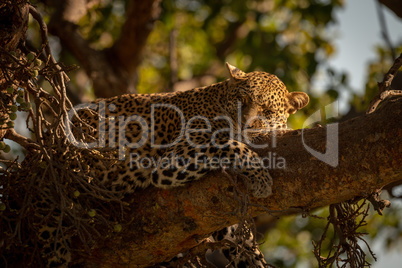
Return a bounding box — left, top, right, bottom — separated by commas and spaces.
73, 97, 402, 267
0, 0, 29, 140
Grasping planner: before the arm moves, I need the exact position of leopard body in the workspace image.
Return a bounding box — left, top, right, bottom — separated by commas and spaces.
42, 63, 309, 267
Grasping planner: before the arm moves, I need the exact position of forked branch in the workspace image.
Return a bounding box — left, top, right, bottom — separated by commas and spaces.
366, 53, 402, 114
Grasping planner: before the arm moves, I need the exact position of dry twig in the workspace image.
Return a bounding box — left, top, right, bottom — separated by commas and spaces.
366, 53, 402, 114
312, 197, 384, 268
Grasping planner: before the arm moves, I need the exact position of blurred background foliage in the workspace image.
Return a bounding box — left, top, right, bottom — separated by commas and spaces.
21, 0, 402, 266
262, 200, 402, 267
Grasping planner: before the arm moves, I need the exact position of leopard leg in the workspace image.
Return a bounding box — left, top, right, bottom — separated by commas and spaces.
158, 224, 268, 268
150, 138, 273, 198
207, 225, 268, 268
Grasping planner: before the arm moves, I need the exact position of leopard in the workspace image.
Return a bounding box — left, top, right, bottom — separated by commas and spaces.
40, 63, 309, 267
158, 223, 268, 268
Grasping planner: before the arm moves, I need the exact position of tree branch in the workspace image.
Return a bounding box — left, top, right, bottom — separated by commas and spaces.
0, 0, 29, 140
110, 0, 161, 75
47, 0, 161, 98
367, 53, 402, 114
73, 97, 402, 267
0, 0, 29, 51
376, 0, 396, 59
379, 0, 402, 19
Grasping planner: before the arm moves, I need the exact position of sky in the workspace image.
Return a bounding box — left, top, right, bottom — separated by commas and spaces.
324, 0, 402, 97
328, 1, 402, 267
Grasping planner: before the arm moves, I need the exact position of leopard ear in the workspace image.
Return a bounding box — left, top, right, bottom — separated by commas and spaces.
226, 62, 247, 82
286, 92, 309, 114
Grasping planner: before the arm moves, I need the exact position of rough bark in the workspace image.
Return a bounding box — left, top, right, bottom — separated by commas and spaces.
0, 1, 29, 51
0, 0, 29, 140
47, 0, 161, 98
73, 98, 402, 267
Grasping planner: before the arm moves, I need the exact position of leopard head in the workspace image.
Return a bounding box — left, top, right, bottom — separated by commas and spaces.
225, 63, 309, 131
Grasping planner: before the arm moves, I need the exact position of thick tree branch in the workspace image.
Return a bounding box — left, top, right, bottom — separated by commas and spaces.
47, 0, 130, 98
110, 0, 161, 75
74, 98, 402, 267
47, 0, 161, 98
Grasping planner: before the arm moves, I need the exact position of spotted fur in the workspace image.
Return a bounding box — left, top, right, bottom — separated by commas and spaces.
159, 224, 268, 268
41, 63, 309, 266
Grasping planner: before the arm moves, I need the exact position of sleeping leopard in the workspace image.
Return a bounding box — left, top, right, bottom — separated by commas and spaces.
42, 63, 309, 266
